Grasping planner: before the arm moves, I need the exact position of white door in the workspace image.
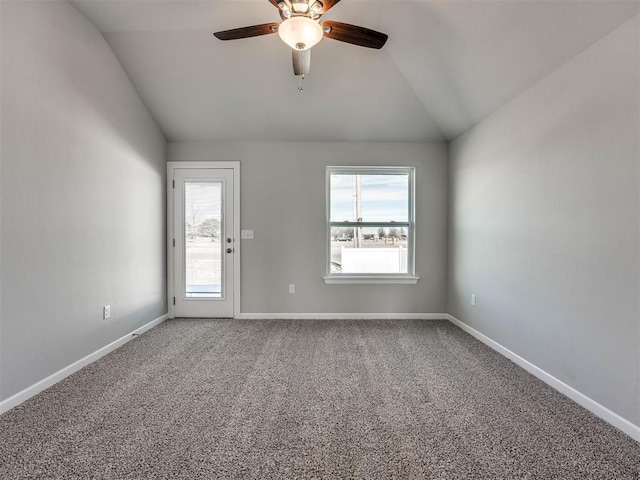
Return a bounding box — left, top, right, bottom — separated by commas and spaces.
172, 168, 235, 318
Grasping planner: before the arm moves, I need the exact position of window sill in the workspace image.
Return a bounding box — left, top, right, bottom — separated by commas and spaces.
323, 275, 420, 285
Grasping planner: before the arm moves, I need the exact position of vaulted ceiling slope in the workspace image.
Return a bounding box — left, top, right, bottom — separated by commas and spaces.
71, 0, 639, 142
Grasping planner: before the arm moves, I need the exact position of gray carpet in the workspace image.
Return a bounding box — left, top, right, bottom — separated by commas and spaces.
1, 319, 639, 479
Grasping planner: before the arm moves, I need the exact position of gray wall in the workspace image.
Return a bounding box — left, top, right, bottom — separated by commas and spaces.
169, 142, 448, 314
448, 16, 639, 425
0, 1, 167, 402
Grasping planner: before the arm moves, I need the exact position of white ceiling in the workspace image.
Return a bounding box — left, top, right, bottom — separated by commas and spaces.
71, 0, 639, 142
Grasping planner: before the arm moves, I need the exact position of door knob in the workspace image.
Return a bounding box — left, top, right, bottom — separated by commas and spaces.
226, 238, 232, 243
226, 248, 233, 254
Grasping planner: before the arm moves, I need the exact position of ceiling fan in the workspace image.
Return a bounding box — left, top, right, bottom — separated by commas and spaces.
213, 0, 388, 80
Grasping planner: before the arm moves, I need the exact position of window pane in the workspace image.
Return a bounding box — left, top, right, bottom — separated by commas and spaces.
330, 173, 409, 222
330, 226, 409, 274
184, 182, 223, 298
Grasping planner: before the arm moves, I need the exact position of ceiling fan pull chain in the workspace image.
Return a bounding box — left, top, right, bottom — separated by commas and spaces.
298, 49, 304, 93
298, 55, 304, 93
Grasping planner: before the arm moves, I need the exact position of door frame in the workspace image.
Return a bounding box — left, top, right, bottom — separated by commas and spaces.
167, 161, 241, 318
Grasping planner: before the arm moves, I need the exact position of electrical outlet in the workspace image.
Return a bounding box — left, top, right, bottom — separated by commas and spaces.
471, 294, 476, 306
241, 230, 254, 239
289, 284, 295, 294
103, 305, 111, 319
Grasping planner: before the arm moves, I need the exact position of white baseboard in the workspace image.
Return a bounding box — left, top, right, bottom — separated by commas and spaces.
0, 313, 169, 415
447, 314, 640, 443
236, 313, 448, 320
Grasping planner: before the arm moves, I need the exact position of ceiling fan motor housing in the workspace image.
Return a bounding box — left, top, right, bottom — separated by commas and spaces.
278, 0, 324, 21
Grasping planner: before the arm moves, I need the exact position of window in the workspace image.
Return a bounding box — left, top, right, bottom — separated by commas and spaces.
325, 166, 418, 284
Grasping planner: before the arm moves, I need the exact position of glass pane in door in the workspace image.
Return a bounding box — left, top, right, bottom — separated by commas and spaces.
184, 181, 223, 298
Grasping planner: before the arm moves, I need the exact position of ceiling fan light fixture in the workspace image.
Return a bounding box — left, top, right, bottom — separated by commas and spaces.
309, 1, 323, 15
291, 1, 309, 13
278, 16, 323, 50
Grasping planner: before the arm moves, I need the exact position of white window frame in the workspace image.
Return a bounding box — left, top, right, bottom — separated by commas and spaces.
324, 166, 419, 284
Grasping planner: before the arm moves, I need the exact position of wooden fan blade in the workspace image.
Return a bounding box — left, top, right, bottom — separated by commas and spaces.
292, 49, 311, 76
266, 0, 281, 8
316, 0, 341, 14
214, 23, 279, 41
322, 21, 388, 49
